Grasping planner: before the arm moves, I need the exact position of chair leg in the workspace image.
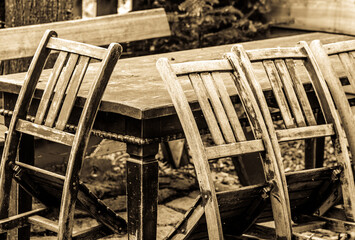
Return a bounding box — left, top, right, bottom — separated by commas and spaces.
57, 176, 79, 240
0, 135, 20, 240
57, 152, 82, 240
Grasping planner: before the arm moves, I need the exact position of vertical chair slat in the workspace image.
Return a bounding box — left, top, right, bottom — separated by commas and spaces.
189, 73, 225, 145
34, 51, 68, 125
263, 60, 295, 128
200, 72, 236, 143
212, 72, 246, 141
338, 52, 355, 92
45, 53, 79, 127
55, 56, 90, 130
285, 59, 317, 126
275, 59, 306, 127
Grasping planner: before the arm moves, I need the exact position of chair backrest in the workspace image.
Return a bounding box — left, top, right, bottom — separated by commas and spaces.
228, 42, 355, 221
156, 57, 292, 239
4, 29, 122, 164
309, 39, 355, 167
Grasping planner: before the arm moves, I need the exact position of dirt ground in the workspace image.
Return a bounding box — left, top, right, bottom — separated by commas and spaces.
26, 135, 355, 239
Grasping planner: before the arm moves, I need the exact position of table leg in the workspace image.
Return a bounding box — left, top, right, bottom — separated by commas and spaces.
126, 143, 159, 240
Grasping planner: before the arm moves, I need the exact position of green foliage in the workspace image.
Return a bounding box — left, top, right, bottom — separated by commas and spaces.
121, 0, 272, 57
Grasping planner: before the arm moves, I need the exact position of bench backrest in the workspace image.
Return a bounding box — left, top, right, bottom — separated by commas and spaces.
0, 8, 170, 61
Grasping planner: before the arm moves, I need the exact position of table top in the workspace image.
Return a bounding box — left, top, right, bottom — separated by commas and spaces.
0, 32, 353, 120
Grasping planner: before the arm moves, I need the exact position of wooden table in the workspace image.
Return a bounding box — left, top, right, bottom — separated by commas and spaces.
0, 32, 353, 240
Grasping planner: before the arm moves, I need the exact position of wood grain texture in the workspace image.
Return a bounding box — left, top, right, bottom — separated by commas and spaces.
0, 8, 170, 61
269, 0, 355, 35
227, 49, 293, 239
0, 33, 352, 120
300, 41, 355, 221
233, 41, 355, 226
0, 31, 54, 229
274, 59, 306, 127
34, 51, 68, 125
55, 56, 90, 130
314, 40, 355, 160
263, 59, 295, 128
0, 30, 124, 240
156, 58, 224, 239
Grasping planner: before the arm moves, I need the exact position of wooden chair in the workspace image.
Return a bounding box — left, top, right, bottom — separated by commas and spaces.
309, 40, 355, 169
156, 58, 292, 239
0, 30, 126, 239
228, 42, 355, 235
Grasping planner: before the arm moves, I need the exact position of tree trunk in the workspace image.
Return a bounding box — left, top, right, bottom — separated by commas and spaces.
2, 0, 74, 74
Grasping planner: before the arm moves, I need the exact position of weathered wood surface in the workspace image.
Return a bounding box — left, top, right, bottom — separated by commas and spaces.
228, 42, 355, 239
157, 51, 293, 238
0, 33, 353, 120
269, 0, 355, 35
309, 40, 355, 168
1, 0, 75, 75
0, 30, 125, 239
0, 8, 170, 61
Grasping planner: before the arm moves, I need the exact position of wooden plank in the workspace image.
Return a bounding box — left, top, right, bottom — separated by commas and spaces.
0, 8, 170, 60
34, 51, 68, 125
47, 37, 106, 60
171, 60, 232, 75
200, 72, 236, 143
276, 124, 334, 142
45, 53, 79, 127
212, 72, 246, 141
55, 56, 90, 130
247, 47, 305, 61
15, 119, 75, 146
324, 39, 355, 55
286, 167, 334, 184
226, 49, 293, 239
189, 73, 225, 145
263, 60, 296, 128
285, 59, 317, 125
275, 59, 306, 127
205, 140, 265, 160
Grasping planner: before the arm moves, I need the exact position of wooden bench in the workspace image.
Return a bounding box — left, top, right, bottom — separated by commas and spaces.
0, 8, 170, 61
